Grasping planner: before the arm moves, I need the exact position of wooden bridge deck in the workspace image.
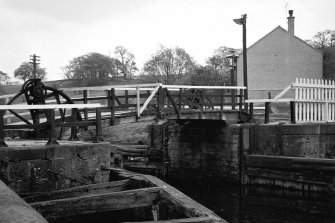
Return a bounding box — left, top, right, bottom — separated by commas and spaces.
0, 83, 249, 146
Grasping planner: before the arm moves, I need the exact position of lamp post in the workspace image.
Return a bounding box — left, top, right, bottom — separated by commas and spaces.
227, 51, 237, 86
233, 14, 248, 110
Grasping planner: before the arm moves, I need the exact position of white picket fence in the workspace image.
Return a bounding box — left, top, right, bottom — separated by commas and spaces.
292, 78, 335, 123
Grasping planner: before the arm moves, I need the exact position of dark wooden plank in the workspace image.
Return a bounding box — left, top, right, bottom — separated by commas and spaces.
23, 180, 131, 203
124, 161, 163, 170
56, 120, 96, 127
124, 216, 217, 223
31, 187, 161, 219
143, 175, 223, 221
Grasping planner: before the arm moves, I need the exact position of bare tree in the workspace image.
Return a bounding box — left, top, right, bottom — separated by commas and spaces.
142, 45, 196, 84
306, 30, 335, 49
206, 46, 241, 71
114, 46, 138, 78
14, 62, 46, 82
63, 52, 118, 82
0, 71, 10, 84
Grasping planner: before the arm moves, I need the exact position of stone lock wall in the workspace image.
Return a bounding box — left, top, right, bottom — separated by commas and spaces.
0, 142, 111, 194
149, 120, 241, 179
248, 123, 335, 158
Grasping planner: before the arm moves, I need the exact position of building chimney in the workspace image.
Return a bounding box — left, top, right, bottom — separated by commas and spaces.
287, 10, 295, 35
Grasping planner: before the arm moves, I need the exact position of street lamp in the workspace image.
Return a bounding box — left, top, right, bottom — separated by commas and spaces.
233, 14, 248, 104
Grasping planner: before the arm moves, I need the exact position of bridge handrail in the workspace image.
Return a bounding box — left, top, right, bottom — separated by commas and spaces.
0, 103, 103, 147
0, 103, 102, 110
1, 83, 247, 123
0, 84, 245, 100
163, 85, 246, 90
62, 83, 162, 92
246, 98, 292, 103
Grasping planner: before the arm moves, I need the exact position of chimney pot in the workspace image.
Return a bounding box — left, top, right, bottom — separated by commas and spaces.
289, 10, 293, 17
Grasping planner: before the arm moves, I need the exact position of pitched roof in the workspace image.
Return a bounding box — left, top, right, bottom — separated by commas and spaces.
243, 25, 322, 55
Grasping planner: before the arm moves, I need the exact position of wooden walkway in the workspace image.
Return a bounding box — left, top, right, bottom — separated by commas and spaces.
0, 83, 248, 146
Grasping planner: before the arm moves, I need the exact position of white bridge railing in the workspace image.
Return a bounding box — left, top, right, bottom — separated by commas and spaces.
292, 78, 335, 122
247, 78, 335, 123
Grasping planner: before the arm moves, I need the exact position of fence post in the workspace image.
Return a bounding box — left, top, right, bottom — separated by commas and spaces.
157, 86, 165, 119
33, 111, 41, 139
239, 89, 243, 112
68, 108, 79, 141
244, 89, 248, 112
109, 88, 115, 126
232, 89, 236, 111
178, 88, 182, 112
220, 89, 224, 110
0, 111, 8, 147
93, 107, 103, 143
290, 101, 296, 123
83, 90, 88, 131
249, 103, 254, 122
4, 97, 11, 124
46, 109, 59, 146
199, 90, 203, 119
264, 102, 270, 124
136, 87, 140, 119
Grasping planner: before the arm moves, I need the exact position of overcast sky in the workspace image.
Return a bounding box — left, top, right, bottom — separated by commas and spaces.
0, 0, 334, 81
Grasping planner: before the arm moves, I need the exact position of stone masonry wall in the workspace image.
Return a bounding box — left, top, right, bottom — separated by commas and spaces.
149, 120, 241, 180
0, 142, 111, 194
249, 123, 335, 158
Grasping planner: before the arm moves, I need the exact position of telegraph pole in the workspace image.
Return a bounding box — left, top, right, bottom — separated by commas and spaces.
30, 54, 40, 79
